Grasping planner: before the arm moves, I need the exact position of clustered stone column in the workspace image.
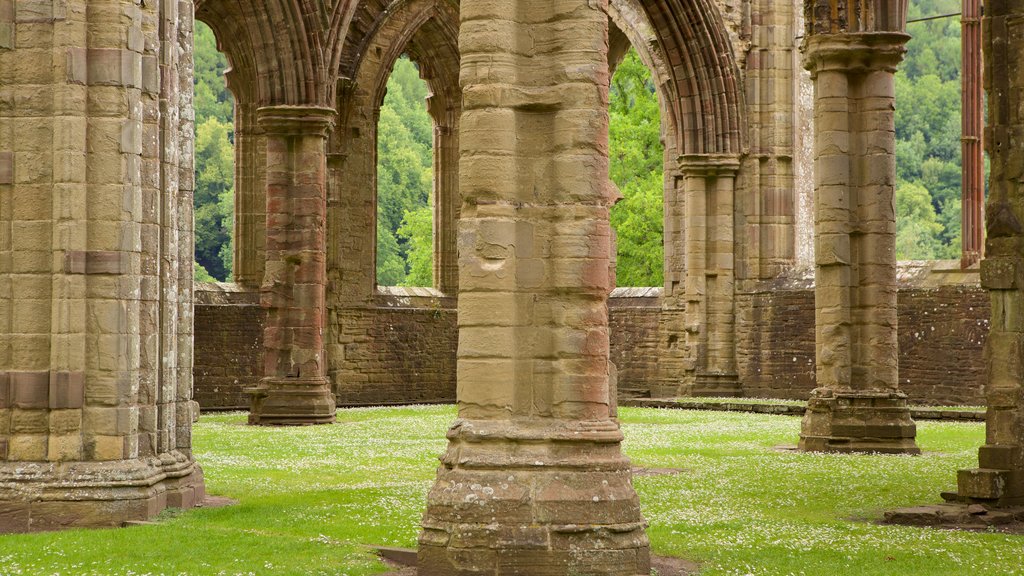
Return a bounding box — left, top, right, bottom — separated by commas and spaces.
682, 155, 742, 397
417, 0, 650, 573
247, 107, 337, 426
799, 3, 919, 454
656, 156, 742, 398
953, 1, 1024, 504
0, 0, 204, 530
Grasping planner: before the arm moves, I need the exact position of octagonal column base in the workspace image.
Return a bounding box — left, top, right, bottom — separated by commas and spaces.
418, 420, 650, 576
247, 377, 336, 426
0, 454, 204, 533
799, 390, 920, 454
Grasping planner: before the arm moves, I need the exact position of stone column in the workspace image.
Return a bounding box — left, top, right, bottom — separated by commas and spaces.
684, 155, 742, 397
655, 156, 741, 398
0, 0, 204, 531
247, 106, 336, 426
417, 0, 650, 573
798, 27, 919, 454
953, 1, 1024, 505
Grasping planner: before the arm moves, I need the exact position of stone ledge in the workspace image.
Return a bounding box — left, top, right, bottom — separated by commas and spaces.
0, 455, 204, 533
625, 398, 985, 422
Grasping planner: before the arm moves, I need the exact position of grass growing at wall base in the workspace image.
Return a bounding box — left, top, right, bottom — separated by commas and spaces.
0, 406, 1017, 575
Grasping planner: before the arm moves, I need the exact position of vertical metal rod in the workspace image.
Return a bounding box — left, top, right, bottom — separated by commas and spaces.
962, 0, 984, 267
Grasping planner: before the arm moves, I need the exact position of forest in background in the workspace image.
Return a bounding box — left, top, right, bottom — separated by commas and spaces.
895, 0, 967, 260
192, 0, 966, 284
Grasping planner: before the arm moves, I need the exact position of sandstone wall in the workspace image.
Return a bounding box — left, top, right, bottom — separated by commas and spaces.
194, 285, 458, 409
195, 270, 988, 409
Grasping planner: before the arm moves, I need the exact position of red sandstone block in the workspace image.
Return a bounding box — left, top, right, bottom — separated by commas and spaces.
10, 372, 49, 409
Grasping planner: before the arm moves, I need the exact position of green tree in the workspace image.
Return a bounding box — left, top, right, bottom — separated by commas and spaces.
193, 21, 235, 280
376, 56, 434, 286
895, 180, 945, 259
398, 205, 434, 287
609, 49, 664, 287
893, 1, 967, 260
194, 117, 234, 281
194, 22, 233, 126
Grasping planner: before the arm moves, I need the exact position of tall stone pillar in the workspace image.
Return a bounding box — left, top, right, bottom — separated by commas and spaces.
654, 156, 742, 398
0, 0, 204, 531
952, 1, 1024, 505
247, 107, 336, 426
417, 0, 650, 573
798, 5, 919, 454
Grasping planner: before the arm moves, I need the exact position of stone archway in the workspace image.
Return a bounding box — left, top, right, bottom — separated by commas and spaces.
607, 0, 748, 398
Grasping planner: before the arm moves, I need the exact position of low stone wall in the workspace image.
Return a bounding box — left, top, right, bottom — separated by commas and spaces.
193, 285, 459, 410
609, 288, 661, 396
193, 264, 990, 410
193, 283, 265, 410
737, 262, 989, 406
329, 288, 458, 406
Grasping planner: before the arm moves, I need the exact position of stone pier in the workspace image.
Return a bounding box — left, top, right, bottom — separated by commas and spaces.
798, 1, 919, 454
247, 107, 336, 426
417, 0, 651, 573
0, 0, 204, 530
951, 0, 1024, 505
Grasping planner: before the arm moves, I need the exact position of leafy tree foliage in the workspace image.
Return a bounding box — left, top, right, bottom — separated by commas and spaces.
193, 22, 234, 280
376, 56, 434, 287
894, 0, 966, 260
609, 50, 664, 287
194, 114, 234, 281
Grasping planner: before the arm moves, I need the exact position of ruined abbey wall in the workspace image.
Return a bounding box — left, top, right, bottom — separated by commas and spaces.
195, 271, 989, 409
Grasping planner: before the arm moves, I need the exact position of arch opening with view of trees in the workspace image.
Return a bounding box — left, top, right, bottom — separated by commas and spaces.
375, 56, 435, 288
609, 47, 665, 288
193, 20, 235, 283
894, 0, 981, 261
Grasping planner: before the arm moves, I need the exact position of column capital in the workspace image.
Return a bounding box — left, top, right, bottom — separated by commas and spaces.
256, 105, 336, 136
677, 154, 742, 177
802, 32, 910, 77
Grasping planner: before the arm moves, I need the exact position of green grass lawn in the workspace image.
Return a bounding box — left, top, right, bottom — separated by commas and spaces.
0, 406, 1017, 575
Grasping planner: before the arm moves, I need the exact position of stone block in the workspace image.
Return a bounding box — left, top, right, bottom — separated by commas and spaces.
48, 371, 83, 409
65, 47, 86, 84
0, 151, 12, 184
86, 48, 136, 87
0, 373, 8, 408
11, 408, 47, 433
89, 434, 125, 461
981, 258, 1020, 290
47, 434, 82, 461
10, 371, 48, 408
0, 22, 11, 50
958, 468, 1008, 500
64, 250, 128, 275
8, 434, 45, 460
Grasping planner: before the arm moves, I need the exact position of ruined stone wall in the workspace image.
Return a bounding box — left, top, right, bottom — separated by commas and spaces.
193, 286, 458, 409
737, 264, 989, 405
609, 289, 662, 397
330, 289, 457, 407
195, 272, 988, 408
193, 284, 264, 410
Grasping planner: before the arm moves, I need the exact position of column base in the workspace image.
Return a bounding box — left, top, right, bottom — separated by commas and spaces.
418, 419, 650, 576
247, 377, 336, 426
687, 372, 742, 397
944, 445, 1024, 506
799, 389, 920, 454
0, 452, 204, 533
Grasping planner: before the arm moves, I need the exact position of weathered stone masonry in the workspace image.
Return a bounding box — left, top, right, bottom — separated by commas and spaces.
798, 0, 919, 454
417, 0, 650, 572
184, 0, 992, 417
0, 0, 204, 530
